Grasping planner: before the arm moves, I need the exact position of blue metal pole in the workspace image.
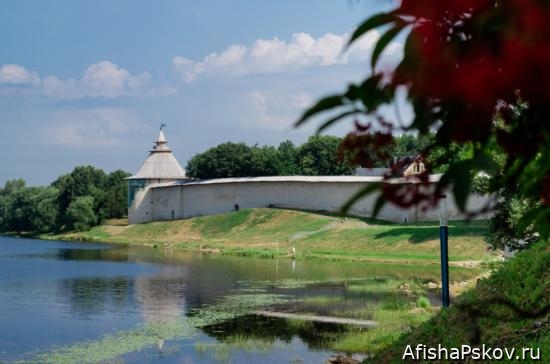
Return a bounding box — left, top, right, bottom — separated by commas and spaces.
439, 224, 450, 307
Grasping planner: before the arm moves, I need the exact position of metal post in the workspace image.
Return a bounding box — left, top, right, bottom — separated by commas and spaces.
439, 194, 450, 307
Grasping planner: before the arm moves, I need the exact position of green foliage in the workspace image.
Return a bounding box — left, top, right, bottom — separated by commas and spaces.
416, 296, 431, 309
102, 169, 131, 219
275, 140, 299, 175
186, 136, 353, 178
250, 145, 279, 176
487, 192, 540, 250
184, 134, 464, 180
191, 142, 246, 178
392, 134, 431, 161
65, 196, 97, 232
366, 240, 550, 362
53, 166, 130, 228
0, 166, 129, 234
27, 186, 60, 233
296, 135, 351, 175
0, 181, 60, 233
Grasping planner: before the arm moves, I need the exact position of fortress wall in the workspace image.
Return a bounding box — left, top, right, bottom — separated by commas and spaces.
128, 178, 491, 224
128, 186, 155, 224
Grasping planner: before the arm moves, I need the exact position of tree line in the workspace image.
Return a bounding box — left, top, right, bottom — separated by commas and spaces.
0, 133, 432, 235
0, 166, 130, 234
1, 132, 523, 249
186, 134, 434, 179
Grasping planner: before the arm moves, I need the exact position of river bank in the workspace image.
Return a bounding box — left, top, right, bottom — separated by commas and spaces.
41, 207, 497, 266
31, 208, 510, 359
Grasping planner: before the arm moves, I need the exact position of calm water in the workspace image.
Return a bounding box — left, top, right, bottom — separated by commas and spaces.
0, 236, 478, 363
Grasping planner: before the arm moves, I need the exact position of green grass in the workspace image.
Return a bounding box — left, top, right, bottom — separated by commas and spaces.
332, 308, 433, 353
263, 276, 438, 353
363, 240, 550, 363
47, 208, 494, 264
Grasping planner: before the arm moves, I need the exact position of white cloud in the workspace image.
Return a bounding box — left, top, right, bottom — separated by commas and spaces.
82, 61, 145, 97
173, 30, 397, 82
0, 64, 40, 84
42, 75, 78, 98
240, 90, 315, 131
42, 108, 146, 148
0, 61, 176, 99
43, 61, 155, 99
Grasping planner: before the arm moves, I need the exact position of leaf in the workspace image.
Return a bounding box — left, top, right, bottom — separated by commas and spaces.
295, 95, 344, 127
516, 205, 543, 234
371, 21, 407, 71
358, 75, 393, 111
394, 28, 420, 77
442, 161, 473, 212
474, 151, 499, 175
316, 109, 360, 135
341, 182, 382, 214
343, 84, 361, 101
347, 12, 398, 49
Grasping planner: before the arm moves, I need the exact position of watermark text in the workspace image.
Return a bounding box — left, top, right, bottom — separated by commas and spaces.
403, 344, 541, 361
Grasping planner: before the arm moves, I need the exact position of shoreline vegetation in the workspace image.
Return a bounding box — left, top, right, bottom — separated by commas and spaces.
39, 207, 497, 267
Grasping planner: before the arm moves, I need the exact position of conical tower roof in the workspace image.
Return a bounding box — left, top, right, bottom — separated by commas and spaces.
128, 127, 187, 180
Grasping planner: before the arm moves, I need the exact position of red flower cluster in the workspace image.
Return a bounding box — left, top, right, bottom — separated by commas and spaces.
393, 0, 550, 144
338, 1, 550, 212
339, 120, 394, 168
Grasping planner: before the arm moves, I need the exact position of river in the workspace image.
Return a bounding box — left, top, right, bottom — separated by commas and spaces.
0, 236, 481, 363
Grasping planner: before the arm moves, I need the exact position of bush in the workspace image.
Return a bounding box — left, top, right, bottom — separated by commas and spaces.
416, 296, 431, 309
65, 196, 97, 232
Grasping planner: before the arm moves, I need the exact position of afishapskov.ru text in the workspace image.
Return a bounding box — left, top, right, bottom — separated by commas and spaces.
402, 343, 541, 361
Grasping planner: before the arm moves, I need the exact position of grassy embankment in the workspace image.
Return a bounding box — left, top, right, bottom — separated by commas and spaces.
36, 208, 519, 359
364, 241, 549, 363
44, 207, 495, 264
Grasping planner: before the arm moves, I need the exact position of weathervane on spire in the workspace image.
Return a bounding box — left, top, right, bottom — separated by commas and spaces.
160, 123, 167, 130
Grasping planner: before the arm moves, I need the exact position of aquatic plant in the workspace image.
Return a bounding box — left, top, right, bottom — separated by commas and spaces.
31, 293, 290, 363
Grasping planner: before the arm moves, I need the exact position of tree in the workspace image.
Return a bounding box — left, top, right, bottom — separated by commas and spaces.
250, 145, 279, 176
394, 134, 432, 161
296, 135, 351, 175
297, 1, 550, 239
186, 142, 254, 179
275, 140, 299, 175
52, 166, 130, 226
0, 179, 27, 231
26, 187, 60, 233
0, 181, 60, 233
186, 139, 352, 178
65, 196, 97, 232
101, 170, 132, 219
53, 165, 107, 219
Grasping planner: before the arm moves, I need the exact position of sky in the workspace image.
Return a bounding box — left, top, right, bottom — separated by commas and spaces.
0, 0, 405, 186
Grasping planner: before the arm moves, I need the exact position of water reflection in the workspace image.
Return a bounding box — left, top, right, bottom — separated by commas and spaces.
135, 273, 186, 324
57, 277, 134, 317
0, 236, 484, 362
203, 314, 349, 350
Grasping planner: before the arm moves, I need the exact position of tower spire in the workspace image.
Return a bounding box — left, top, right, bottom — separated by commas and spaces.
153, 123, 169, 151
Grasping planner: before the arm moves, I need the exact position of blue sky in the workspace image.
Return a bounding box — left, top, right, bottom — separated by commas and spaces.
0, 0, 403, 186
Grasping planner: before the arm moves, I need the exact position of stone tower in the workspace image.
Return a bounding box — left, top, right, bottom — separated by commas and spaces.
127, 126, 187, 209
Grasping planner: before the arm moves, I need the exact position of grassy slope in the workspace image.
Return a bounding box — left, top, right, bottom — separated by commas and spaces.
364, 241, 550, 363
46, 208, 494, 263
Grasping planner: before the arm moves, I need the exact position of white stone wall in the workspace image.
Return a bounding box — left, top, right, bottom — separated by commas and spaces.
128, 178, 491, 224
